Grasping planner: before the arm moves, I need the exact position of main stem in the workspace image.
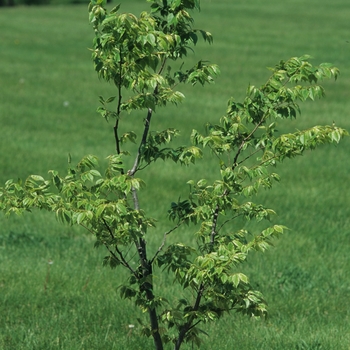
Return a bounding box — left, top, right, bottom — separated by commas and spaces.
128, 108, 152, 177
128, 108, 164, 350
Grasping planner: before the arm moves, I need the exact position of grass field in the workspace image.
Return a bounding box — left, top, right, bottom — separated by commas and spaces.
1, 0, 350, 349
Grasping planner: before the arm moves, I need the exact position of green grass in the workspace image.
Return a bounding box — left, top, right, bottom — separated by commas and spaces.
1, 0, 350, 349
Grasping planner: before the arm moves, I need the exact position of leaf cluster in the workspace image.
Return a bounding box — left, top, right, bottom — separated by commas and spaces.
153, 56, 347, 345
89, 0, 219, 115
0, 155, 151, 254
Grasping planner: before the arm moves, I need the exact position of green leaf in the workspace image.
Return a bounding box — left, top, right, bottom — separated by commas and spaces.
76, 212, 86, 225
231, 274, 240, 288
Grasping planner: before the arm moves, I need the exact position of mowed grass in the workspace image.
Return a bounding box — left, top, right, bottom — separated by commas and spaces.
1, 0, 350, 349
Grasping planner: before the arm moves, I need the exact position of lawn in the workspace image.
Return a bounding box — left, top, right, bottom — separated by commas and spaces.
1, 0, 350, 349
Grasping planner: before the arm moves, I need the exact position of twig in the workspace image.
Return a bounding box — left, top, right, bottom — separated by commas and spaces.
175, 283, 205, 350
217, 213, 243, 233
102, 218, 137, 275
232, 118, 265, 169
128, 108, 153, 177
210, 204, 220, 250
150, 220, 184, 265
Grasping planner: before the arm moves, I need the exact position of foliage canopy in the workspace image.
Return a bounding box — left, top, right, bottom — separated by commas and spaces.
0, 0, 347, 349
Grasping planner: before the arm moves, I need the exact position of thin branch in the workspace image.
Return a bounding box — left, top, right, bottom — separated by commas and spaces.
186, 320, 202, 333
150, 220, 184, 265
114, 119, 122, 155
209, 186, 229, 250
174, 283, 205, 350
210, 204, 220, 250
237, 145, 264, 166
102, 218, 137, 275
114, 44, 124, 162
208, 143, 224, 163
103, 242, 123, 265
128, 108, 153, 177
128, 108, 153, 266
217, 213, 243, 233
116, 45, 123, 118
158, 56, 167, 76
193, 283, 205, 310
232, 118, 265, 169
79, 222, 97, 235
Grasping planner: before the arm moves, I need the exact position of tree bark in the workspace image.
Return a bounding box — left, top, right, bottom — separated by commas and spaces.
142, 263, 164, 350
128, 107, 164, 350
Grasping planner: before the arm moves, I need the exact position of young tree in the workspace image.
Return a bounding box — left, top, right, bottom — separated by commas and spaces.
0, 0, 347, 349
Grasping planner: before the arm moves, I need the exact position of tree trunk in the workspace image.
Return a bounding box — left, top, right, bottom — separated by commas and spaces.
139, 253, 164, 350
